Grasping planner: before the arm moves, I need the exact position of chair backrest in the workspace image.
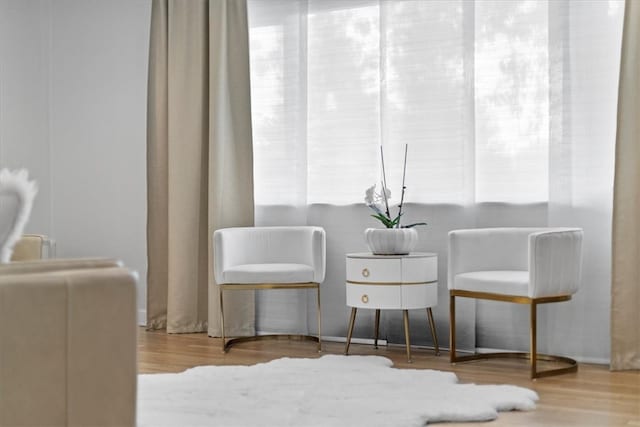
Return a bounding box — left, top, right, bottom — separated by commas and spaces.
213, 226, 326, 283
0, 170, 37, 263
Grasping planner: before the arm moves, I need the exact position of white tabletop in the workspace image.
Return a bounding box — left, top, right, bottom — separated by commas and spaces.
346, 252, 437, 259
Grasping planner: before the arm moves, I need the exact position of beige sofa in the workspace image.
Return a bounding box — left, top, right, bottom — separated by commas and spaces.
0, 258, 137, 427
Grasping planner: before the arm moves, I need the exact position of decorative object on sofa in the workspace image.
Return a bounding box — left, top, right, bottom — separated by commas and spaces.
214, 226, 326, 352
138, 355, 538, 426
0, 169, 37, 263
344, 252, 439, 362
0, 258, 137, 426
10, 234, 57, 261
364, 145, 426, 255
448, 227, 583, 379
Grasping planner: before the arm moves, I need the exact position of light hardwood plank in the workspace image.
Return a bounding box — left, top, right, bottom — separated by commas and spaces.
138, 329, 640, 426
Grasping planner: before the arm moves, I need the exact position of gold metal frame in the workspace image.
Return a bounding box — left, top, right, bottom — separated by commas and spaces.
219, 282, 321, 353
449, 289, 577, 379
344, 306, 439, 362
346, 280, 438, 286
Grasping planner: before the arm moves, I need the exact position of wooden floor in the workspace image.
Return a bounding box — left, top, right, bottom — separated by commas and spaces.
138, 328, 640, 426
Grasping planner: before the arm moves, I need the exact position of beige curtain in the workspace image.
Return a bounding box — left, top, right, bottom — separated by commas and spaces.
146, 0, 255, 336
611, 0, 640, 370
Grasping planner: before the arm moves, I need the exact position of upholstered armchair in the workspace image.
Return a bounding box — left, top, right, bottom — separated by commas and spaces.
448, 227, 583, 378
214, 226, 326, 352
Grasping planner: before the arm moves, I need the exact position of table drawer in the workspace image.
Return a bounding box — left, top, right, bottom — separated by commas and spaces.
346, 283, 401, 309
346, 257, 401, 283
401, 282, 438, 309
401, 256, 437, 282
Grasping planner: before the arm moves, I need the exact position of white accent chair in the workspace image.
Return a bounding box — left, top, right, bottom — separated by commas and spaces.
448, 227, 583, 379
214, 226, 326, 352
0, 169, 37, 263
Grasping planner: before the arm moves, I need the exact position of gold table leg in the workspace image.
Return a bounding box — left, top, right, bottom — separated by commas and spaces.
426, 307, 439, 356
374, 309, 380, 349
403, 309, 412, 363
345, 307, 357, 355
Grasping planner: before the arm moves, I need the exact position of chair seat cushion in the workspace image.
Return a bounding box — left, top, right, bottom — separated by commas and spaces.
453, 270, 529, 297
222, 263, 315, 284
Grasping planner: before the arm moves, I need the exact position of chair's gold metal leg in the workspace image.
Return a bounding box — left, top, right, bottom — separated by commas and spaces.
345, 307, 357, 355
374, 309, 380, 349
219, 286, 227, 353
317, 285, 322, 353
403, 309, 412, 363
530, 301, 537, 379
427, 307, 440, 356
449, 293, 456, 363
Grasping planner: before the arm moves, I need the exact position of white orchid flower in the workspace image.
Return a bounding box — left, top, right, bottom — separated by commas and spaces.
364, 184, 391, 206
364, 185, 377, 205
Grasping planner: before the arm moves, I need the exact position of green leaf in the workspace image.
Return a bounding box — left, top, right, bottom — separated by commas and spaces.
402, 222, 428, 228
370, 214, 395, 228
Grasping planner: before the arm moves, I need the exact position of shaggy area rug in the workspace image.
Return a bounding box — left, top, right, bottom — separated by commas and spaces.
138, 355, 538, 426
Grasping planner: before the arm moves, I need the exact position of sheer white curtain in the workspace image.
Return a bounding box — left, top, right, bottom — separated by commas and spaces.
247, 0, 624, 362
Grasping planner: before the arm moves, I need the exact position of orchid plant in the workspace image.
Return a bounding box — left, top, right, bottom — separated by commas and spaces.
365, 145, 427, 229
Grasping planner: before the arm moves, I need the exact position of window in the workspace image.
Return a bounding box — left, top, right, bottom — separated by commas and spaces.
247, 0, 610, 205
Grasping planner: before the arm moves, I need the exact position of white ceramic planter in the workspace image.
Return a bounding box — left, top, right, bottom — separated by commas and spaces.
364, 228, 418, 255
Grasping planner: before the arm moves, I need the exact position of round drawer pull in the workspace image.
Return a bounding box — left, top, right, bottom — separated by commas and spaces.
362, 268, 370, 278
361, 294, 369, 303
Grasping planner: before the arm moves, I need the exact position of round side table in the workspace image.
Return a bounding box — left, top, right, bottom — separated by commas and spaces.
344, 252, 439, 362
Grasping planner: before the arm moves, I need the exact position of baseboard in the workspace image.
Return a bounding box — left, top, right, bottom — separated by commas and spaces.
138, 309, 147, 327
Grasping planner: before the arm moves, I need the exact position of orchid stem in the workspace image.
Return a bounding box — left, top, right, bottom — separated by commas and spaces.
380, 146, 391, 220
397, 144, 408, 228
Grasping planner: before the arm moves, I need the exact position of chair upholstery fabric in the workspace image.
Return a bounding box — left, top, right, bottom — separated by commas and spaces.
448, 227, 583, 298
454, 270, 529, 296
223, 263, 315, 284
214, 226, 326, 285
0, 259, 137, 427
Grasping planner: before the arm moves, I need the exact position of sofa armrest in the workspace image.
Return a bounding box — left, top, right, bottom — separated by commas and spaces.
0, 257, 122, 275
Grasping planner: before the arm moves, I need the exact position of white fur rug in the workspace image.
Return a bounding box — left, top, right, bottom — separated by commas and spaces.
138, 355, 538, 426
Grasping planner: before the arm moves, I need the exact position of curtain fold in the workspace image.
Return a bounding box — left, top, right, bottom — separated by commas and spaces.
611, 0, 640, 371
147, 0, 255, 335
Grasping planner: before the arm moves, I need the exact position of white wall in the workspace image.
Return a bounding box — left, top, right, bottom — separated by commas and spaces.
0, 0, 52, 236
0, 0, 151, 321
